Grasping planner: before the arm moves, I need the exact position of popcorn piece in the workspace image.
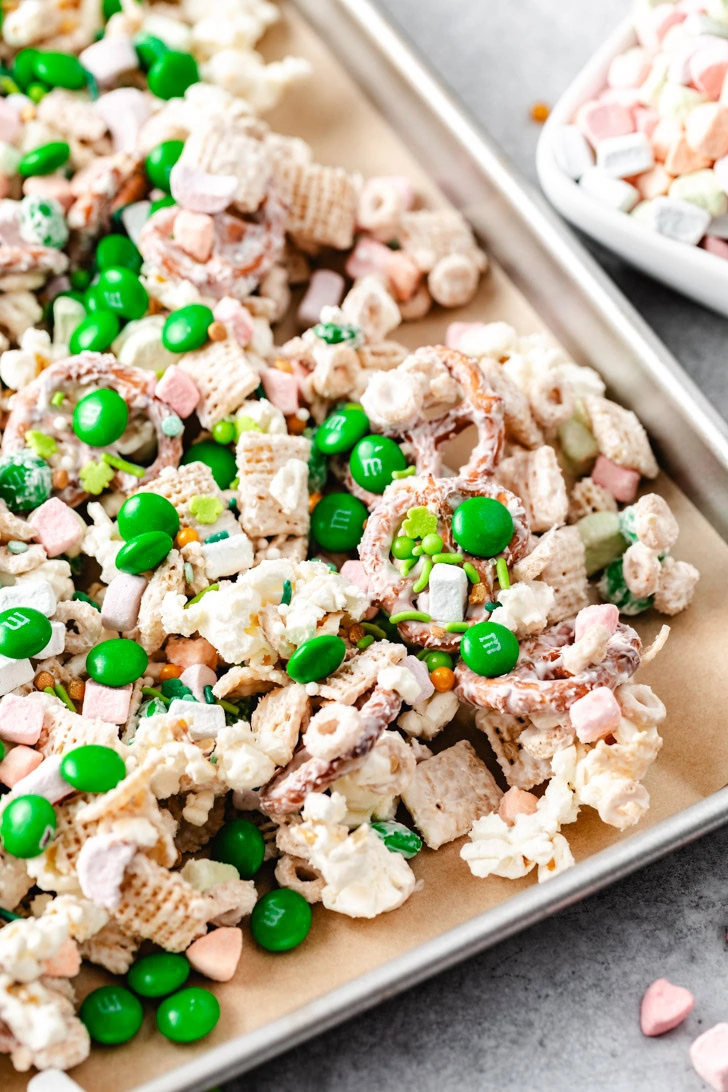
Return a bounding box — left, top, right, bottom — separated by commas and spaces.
489, 581, 555, 638
641, 978, 695, 1036
0, 744, 44, 788
82, 681, 132, 726
201, 533, 254, 581
101, 573, 147, 633
185, 926, 242, 982
155, 364, 201, 419
569, 686, 622, 743
398, 689, 459, 742
168, 699, 226, 741
0, 693, 44, 744
653, 556, 700, 615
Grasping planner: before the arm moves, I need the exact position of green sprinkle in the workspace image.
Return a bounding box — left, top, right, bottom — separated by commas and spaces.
416, 649, 430, 660
101, 452, 146, 478
411, 544, 424, 557
141, 686, 170, 706
209, 754, 218, 765
485, 602, 500, 612
184, 562, 194, 584
43, 686, 56, 697
6, 541, 28, 554
216, 699, 238, 714
412, 557, 433, 594
360, 622, 387, 638
203, 685, 215, 705
445, 621, 470, 633
432, 553, 464, 565
356, 635, 375, 650
25, 430, 57, 459
188, 495, 223, 524
391, 466, 416, 480
463, 562, 481, 584
185, 583, 219, 608
0, 77, 20, 95
496, 557, 510, 589
281, 579, 292, 606
389, 609, 432, 624
54, 682, 75, 711
400, 557, 418, 577
73, 590, 100, 610
50, 391, 65, 407
204, 530, 229, 545
0, 907, 21, 921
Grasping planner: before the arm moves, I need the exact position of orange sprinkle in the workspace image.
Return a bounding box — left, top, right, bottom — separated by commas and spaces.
52, 468, 69, 490
530, 102, 550, 124
430, 666, 455, 692
208, 321, 228, 342
67, 679, 85, 703
34, 671, 55, 691
148, 298, 164, 315
160, 663, 182, 681
175, 527, 200, 548
273, 357, 294, 374
308, 492, 322, 513
286, 414, 307, 435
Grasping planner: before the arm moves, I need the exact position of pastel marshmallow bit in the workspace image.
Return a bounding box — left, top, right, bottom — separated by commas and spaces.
340, 559, 370, 596
685, 11, 728, 36
28, 497, 85, 557
82, 680, 133, 725
0, 744, 44, 788
77, 834, 135, 911
37, 620, 66, 660
640, 978, 695, 1036
95, 87, 151, 155
79, 34, 138, 84
402, 654, 435, 704
22, 174, 74, 212
690, 39, 728, 98
658, 83, 708, 124
297, 269, 345, 328
0, 655, 34, 697
173, 209, 215, 264
498, 786, 539, 824
635, 107, 660, 140
185, 926, 243, 982
261, 367, 299, 415
345, 235, 396, 280
166, 636, 218, 670
574, 603, 619, 641
639, 194, 711, 243
669, 167, 728, 215
120, 200, 152, 246
691, 1024, 728, 1091
714, 152, 728, 191
592, 454, 641, 502
42, 938, 81, 978
651, 117, 683, 161
686, 102, 728, 159
9, 754, 72, 804
0, 692, 44, 743
101, 573, 147, 632
580, 168, 640, 212
28, 1070, 85, 1092
155, 364, 201, 418
213, 296, 254, 346
596, 132, 654, 179
168, 698, 226, 740
577, 101, 634, 147
608, 47, 651, 89
201, 533, 254, 581
569, 686, 622, 743
169, 162, 237, 215
0, 580, 56, 617
704, 233, 728, 255
635, 164, 674, 200
428, 563, 468, 624
0, 99, 20, 145
636, 3, 686, 50
180, 663, 217, 702
664, 135, 711, 176
551, 125, 595, 180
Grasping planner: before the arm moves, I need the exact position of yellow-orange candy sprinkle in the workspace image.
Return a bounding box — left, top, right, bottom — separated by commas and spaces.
308, 492, 322, 513
160, 663, 182, 680
175, 527, 200, 548
430, 666, 455, 692
208, 321, 228, 342
273, 357, 294, 374
287, 414, 307, 435
52, 469, 69, 489
530, 102, 550, 123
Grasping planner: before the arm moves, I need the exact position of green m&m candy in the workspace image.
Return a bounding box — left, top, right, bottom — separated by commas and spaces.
310, 492, 368, 552
134, 33, 168, 70
69, 311, 121, 355
451, 497, 514, 558
157, 987, 220, 1043
96, 233, 142, 274
250, 889, 312, 952
18, 141, 70, 177
286, 634, 346, 684
72, 388, 129, 446
80, 985, 143, 1045
371, 820, 422, 859
115, 531, 173, 574
32, 51, 87, 90
117, 492, 180, 541
0, 452, 52, 511
181, 440, 236, 489
314, 405, 370, 455
0, 607, 51, 658
96, 267, 149, 320
210, 819, 265, 879
145, 139, 184, 192
149, 194, 176, 216
349, 435, 406, 494
60, 745, 127, 793
12, 49, 39, 90
162, 304, 214, 353
0, 795, 56, 858
460, 621, 519, 678
147, 50, 199, 100
86, 638, 149, 687
128, 952, 190, 998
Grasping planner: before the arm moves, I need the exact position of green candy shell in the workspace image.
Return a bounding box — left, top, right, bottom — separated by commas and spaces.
451, 497, 514, 559
115, 531, 173, 574
371, 820, 422, 859
80, 985, 143, 1045
96, 267, 149, 320
96, 233, 143, 274
349, 434, 406, 494
162, 304, 214, 353
181, 441, 237, 489
250, 889, 312, 952
18, 141, 70, 177
117, 492, 180, 541
210, 819, 265, 880
147, 50, 199, 100
156, 987, 220, 1043
460, 621, 520, 678
145, 139, 185, 193
60, 745, 127, 793
0, 607, 51, 659
32, 51, 87, 90
86, 638, 149, 688
0, 795, 56, 858
69, 311, 120, 355
128, 952, 190, 998
314, 406, 370, 455
310, 492, 368, 553
286, 634, 346, 684
0, 453, 52, 512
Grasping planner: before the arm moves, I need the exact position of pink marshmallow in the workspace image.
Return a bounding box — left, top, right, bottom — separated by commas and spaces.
173, 209, 214, 264
10, 754, 72, 804
180, 663, 217, 702
598, 87, 643, 112
574, 604, 619, 642
569, 686, 622, 743
340, 559, 370, 597
0, 692, 44, 744
101, 573, 146, 632
95, 88, 151, 155
79, 34, 138, 85
28, 497, 85, 558
297, 269, 345, 328
692, 1024, 728, 1092
82, 680, 132, 725
686, 102, 728, 159
260, 368, 299, 415
22, 175, 74, 213
346, 236, 397, 280
403, 655, 435, 704
0, 99, 20, 145
690, 40, 728, 99
498, 786, 539, 824
212, 297, 254, 346
77, 834, 135, 911
43, 938, 81, 978
591, 454, 641, 503
0, 745, 44, 788
383, 250, 421, 301
185, 927, 242, 982
634, 108, 660, 141
607, 48, 651, 90
634, 164, 674, 200
704, 235, 728, 258
635, 3, 686, 51
577, 101, 635, 147
170, 162, 237, 214
445, 321, 486, 351
664, 135, 711, 175
166, 635, 218, 670
155, 364, 200, 418
651, 118, 683, 162
640, 978, 695, 1037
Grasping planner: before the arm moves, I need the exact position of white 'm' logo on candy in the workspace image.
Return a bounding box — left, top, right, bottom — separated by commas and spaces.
2, 612, 30, 631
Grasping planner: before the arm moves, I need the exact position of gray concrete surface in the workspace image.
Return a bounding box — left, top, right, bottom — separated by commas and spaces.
232, 3, 728, 1088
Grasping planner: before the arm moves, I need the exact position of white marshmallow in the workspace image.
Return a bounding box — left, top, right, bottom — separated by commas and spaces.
79, 35, 138, 84
713, 153, 728, 193
28, 1070, 84, 1092
52, 295, 85, 347
685, 12, 728, 36
551, 125, 595, 180
35, 620, 66, 660
201, 533, 254, 581
580, 167, 640, 212
120, 200, 152, 246
0, 653, 33, 696
168, 698, 226, 741
101, 573, 147, 632
637, 195, 711, 244
428, 563, 468, 623
707, 211, 728, 236
596, 132, 654, 179
0, 580, 56, 617
9, 754, 72, 804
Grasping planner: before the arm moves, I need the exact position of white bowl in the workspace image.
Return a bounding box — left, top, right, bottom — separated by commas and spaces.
536, 17, 728, 317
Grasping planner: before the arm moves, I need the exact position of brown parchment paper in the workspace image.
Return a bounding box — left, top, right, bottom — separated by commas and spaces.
5, 5, 728, 1089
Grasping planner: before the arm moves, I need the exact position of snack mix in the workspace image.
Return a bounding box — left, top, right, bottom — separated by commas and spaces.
0, 0, 700, 1078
